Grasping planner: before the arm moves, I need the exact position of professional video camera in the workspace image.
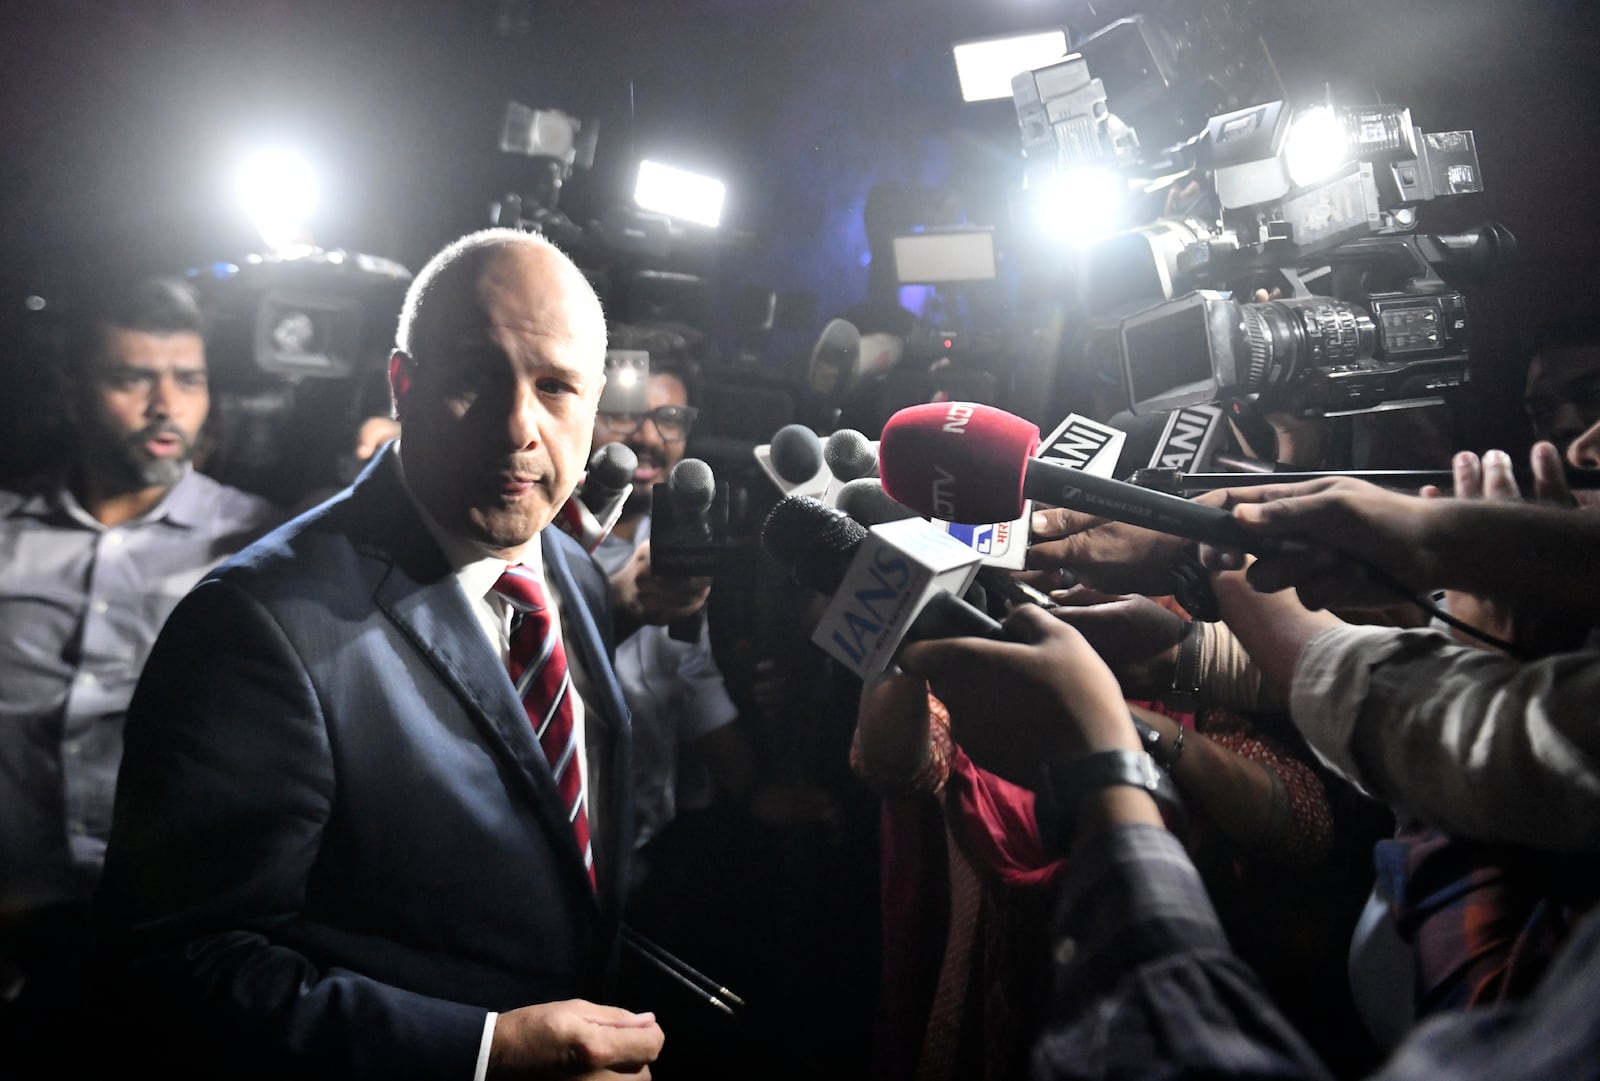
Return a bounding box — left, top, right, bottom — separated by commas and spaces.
190, 247, 413, 504
1107, 99, 1512, 418
1009, 7, 1513, 422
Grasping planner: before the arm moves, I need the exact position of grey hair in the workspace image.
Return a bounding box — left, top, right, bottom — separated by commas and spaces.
393, 227, 604, 356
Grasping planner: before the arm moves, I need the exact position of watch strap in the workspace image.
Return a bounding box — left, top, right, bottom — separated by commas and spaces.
1036, 744, 1186, 855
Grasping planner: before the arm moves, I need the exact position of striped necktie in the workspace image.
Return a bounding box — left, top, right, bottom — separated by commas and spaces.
494, 566, 595, 889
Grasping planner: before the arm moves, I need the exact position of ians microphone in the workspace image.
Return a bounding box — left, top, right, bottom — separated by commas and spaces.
761, 494, 1000, 678
878, 401, 1265, 552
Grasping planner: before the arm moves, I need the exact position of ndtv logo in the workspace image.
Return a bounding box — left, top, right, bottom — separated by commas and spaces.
929, 404, 975, 517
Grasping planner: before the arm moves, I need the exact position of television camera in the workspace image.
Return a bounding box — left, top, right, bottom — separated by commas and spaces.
1007, 4, 1515, 424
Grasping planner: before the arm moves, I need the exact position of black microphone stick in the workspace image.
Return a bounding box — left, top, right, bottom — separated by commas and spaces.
1132, 465, 1600, 494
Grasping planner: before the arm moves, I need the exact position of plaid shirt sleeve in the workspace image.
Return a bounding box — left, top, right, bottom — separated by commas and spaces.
1031, 823, 1336, 1081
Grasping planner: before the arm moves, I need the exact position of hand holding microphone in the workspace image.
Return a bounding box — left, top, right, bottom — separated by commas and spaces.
894, 605, 1147, 792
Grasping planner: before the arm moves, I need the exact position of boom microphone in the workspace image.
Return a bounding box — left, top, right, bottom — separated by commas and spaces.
555, 442, 639, 552
879, 401, 1262, 551
761, 494, 998, 678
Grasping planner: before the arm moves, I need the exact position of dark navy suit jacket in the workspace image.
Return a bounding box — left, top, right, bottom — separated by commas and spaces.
93, 444, 634, 1079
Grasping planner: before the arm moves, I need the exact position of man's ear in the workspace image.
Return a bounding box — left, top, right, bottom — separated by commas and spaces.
388, 351, 414, 420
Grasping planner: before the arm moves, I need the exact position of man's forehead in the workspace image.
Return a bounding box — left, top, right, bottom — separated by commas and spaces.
98, 327, 206, 367
415, 247, 602, 353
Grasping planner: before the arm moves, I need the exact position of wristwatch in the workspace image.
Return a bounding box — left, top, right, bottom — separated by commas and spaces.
1036, 745, 1185, 854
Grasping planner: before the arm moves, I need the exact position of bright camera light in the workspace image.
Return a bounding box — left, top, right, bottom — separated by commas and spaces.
1036, 168, 1126, 245
953, 30, 1068, 103
236, 147, 318, 252
1284, 106, 1350, 189
634, 160, 725, 228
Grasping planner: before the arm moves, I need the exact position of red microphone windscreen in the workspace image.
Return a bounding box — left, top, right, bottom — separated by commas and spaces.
879, 402, 1040, 524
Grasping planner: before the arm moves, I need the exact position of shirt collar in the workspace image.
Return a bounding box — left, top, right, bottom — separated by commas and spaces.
17, 464, 206, 530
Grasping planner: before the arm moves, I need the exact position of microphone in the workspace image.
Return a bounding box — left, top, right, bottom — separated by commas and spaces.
652, 457, 720, 580
753, 422, 832, 497
804, 318, 863, 431
928, 411, 1129, 570
878, 401, 1262, 551
555, 442, 640, 552
820, 428, 878, 507
761, 494, 997, 678
833, 477, 917, 526
661, 458, 717, 643
836, 477, 1058, 613
823, 428, 879, 482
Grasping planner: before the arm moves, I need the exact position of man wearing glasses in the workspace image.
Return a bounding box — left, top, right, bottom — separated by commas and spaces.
588, 350, 756, 861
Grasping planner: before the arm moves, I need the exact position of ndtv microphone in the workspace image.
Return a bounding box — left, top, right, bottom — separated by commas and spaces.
761, 494, 998, 678
879, 401, 1260, 551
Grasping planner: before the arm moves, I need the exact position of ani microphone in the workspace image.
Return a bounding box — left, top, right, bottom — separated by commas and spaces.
878, 401, 1265, 552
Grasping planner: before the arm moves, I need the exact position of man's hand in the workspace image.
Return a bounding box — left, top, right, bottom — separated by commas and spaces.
1046, 586, 1186, 699
1027, 494, 1226, 595
1421, 446, 1590, 655
895, 605, 1139, 788
608, 541, 711, 627
1208, 476, 1443, 610
489, 1000, 664, 1079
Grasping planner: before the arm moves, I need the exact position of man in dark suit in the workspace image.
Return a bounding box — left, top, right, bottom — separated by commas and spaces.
92, 229, 666, 1079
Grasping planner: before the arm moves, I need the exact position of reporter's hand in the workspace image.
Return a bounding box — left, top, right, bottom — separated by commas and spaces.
489, 999, 663, 1079
1027, 490, 1230, 595
895, 605, 1139, 787
1046, 586, 1185, 698
1422, 446, 1589, 655
1208, 476, 1443, 609
1026, 507, 1188, 595
608, 542, 711, 626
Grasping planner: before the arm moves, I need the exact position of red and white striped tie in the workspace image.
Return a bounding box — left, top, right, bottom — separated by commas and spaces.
494, 567, 594, 889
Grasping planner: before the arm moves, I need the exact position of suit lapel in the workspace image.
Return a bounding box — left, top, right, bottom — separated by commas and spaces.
352, 450, 598, 896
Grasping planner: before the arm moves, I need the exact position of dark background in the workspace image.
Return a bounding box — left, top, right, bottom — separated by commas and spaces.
3, 5, 1596, 1076
3, 0, 1599, 460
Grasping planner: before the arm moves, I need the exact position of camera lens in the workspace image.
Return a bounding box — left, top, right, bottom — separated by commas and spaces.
1237, 297, 1376, 393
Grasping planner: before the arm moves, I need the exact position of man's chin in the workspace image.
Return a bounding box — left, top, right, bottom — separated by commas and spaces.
143, 457, 189, 485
